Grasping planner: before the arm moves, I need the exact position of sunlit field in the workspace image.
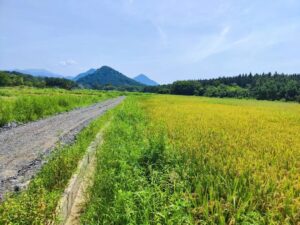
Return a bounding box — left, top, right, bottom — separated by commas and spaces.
82, 95, 300, 224
0, 87, 120, 126
143, 95, 300, 224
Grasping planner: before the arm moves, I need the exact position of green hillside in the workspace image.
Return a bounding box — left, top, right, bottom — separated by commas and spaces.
0, 71, 77, 90
76, 66, 144, 88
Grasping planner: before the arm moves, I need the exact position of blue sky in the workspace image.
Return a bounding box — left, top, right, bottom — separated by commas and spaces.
0, 0, 300, 84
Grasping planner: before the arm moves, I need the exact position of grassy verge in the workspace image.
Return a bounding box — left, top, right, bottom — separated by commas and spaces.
80, 97, 194, 224
0, 108, 114, 224
0, 87, 120, 126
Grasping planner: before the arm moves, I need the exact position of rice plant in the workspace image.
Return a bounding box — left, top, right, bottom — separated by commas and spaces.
82, 95, 300, 225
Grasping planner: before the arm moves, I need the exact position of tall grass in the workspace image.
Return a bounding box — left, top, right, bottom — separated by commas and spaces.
0, 108, 113, 224
0, 87, 120, 126
81, 95, 300, 224
81, 97, 194, 224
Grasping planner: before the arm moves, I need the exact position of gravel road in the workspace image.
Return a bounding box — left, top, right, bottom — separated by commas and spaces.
0, 96, 124, 195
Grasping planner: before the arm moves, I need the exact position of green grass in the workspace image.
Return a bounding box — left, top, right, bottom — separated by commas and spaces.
0, 108, 114, 224
80, 97, 194, 224
0, 87, 121, 126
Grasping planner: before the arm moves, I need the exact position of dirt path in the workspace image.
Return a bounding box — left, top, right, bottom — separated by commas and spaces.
0, 96, 124, 195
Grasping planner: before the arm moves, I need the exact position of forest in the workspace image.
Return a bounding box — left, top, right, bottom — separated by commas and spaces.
0, 71, 78, 90
143, 73, 300, 102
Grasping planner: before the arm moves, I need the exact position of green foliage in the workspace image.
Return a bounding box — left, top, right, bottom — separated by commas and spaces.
0, 101, 12, 126
0, 111, 112, 224
0, 71, 78, 89
77, 66, 144, 89
171, 80, 203, 95
144, 84, 171, 94
204, 84, 249, 98
81, 97, 194, 224
100, 84, 144, 92
143, 73, 300, 102
0, 87, 120, 126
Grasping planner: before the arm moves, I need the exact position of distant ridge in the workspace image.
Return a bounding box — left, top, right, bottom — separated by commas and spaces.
134, 74, 158, 86
76, 66, 144, 88
14, 69, 64, 78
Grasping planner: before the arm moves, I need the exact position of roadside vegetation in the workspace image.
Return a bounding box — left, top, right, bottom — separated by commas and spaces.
0, 87, 120, 127
81, 95, 300, 224
0, 107, 114, 224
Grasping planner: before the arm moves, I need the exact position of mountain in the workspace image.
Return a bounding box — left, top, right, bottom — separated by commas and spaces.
14, 69, 65, 78
73, 68, 96, 81
76, 66, 144, 88
134, 74, 159, 86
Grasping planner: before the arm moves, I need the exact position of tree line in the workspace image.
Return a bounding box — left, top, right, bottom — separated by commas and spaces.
0, 71, 78, 90
143, 73, 300, 102
1, 70, 300, 102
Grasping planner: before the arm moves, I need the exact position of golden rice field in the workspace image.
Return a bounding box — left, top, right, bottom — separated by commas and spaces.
141, 95, 300, 224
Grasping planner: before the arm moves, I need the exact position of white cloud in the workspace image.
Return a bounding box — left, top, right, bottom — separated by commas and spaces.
59, 59, 77, 66
184, 25, 232, 63
156, 25, 168, 45
180, 21, 299, 67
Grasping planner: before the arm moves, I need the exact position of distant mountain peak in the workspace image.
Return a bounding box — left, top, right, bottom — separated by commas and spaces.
100, 65, 113, 69
136, 74, 148, 79
76, 65, 144, 88
134, 74, 159, 86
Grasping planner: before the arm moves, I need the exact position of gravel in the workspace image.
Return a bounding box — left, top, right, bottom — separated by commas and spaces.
0, 96, 124, 195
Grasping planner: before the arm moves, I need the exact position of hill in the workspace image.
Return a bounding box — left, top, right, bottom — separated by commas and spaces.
134, 74, 158, 86
0, 71, 77, 89
73, 68, 96, 81
76, 66, 144, 88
